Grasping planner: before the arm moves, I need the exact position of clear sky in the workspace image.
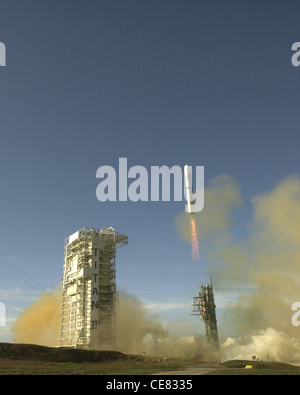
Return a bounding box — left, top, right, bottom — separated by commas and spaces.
0, 1, 299, 342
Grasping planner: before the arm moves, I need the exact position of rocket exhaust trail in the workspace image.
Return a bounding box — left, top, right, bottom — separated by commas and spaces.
190, 214, 200, 262
184, 165, 200, 262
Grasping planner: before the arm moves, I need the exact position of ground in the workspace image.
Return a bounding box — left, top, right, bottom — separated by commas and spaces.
0, 343, 299, 375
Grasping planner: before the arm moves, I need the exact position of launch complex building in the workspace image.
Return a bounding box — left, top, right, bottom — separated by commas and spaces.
58, 227, 128, 349
57, 226, 219, 356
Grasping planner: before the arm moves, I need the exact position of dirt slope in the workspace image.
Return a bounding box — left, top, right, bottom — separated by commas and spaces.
0, 342, 127, 363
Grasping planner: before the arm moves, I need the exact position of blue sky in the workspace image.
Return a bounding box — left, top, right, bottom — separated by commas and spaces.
0, 1, 299, 342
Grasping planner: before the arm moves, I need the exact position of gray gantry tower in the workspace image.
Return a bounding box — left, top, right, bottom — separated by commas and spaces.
192, 277, 220, 355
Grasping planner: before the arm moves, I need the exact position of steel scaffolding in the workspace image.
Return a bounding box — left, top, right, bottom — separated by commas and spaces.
192, 277, 220, 354
58, 227, 127, 349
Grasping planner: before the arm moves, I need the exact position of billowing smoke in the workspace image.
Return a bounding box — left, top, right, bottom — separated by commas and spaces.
11, 173, 300, 363
11, 288, 209, 358
115, 292, 210, 358
175, 173, 300, 363
11, 288, 61, 347
115, 291, 167, 355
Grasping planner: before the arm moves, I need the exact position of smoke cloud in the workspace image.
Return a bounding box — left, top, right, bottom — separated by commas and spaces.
175, 174, 243, 244
11, 288, 209, 358
175, 173, 300, 363
11, 173, 300, 363
115, 291, 211, 358
115, 291, 166, 355
11, 288, 61, 347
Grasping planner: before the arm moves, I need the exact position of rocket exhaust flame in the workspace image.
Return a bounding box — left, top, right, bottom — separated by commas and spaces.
190, 215, 200, 262
184, 164, 200, 261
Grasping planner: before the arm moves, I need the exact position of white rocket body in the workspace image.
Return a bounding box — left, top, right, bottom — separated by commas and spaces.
184, 165, 194, 216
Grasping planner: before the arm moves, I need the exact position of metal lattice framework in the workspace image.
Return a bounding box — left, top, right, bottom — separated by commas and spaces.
58, 227, 127, 349
192, 277, 220, 353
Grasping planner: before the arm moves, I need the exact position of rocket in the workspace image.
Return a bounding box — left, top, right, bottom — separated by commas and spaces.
184, 164, 194, 218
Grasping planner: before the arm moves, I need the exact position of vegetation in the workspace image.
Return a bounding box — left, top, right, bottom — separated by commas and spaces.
0, 356, 183, 375
207, 360, 300, 375
1, 357, 300, 375
1, 343, 300, 375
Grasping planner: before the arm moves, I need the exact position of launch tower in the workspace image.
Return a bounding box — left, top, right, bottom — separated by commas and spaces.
192, 277, 220, 354
58, 227, 128, 349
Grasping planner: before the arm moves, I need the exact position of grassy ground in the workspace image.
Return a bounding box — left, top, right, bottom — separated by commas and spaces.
0, 342, 184, 375
1, 343, 300, 375
1, 357, 300, 375
0, 356, 184, 375
207, 360, 300, 375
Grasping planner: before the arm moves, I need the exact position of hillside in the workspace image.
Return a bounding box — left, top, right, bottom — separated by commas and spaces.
0, 342, 128, 363
1, 343, 300, 375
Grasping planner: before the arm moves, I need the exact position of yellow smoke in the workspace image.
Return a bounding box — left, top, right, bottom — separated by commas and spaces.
175, 173, 300, 363
11, 288, 209, 358
175, 174, 243, 244
115, 291, 167, 354
115, 292, 212, 358
11, 174, 300, 362
11, 288, 61, 347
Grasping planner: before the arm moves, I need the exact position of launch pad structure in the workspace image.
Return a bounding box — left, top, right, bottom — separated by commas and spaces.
58, 227, 128, 350
192, 277, 220, 355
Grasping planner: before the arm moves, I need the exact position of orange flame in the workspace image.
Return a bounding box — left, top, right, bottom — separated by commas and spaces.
190, 216, 200, 261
